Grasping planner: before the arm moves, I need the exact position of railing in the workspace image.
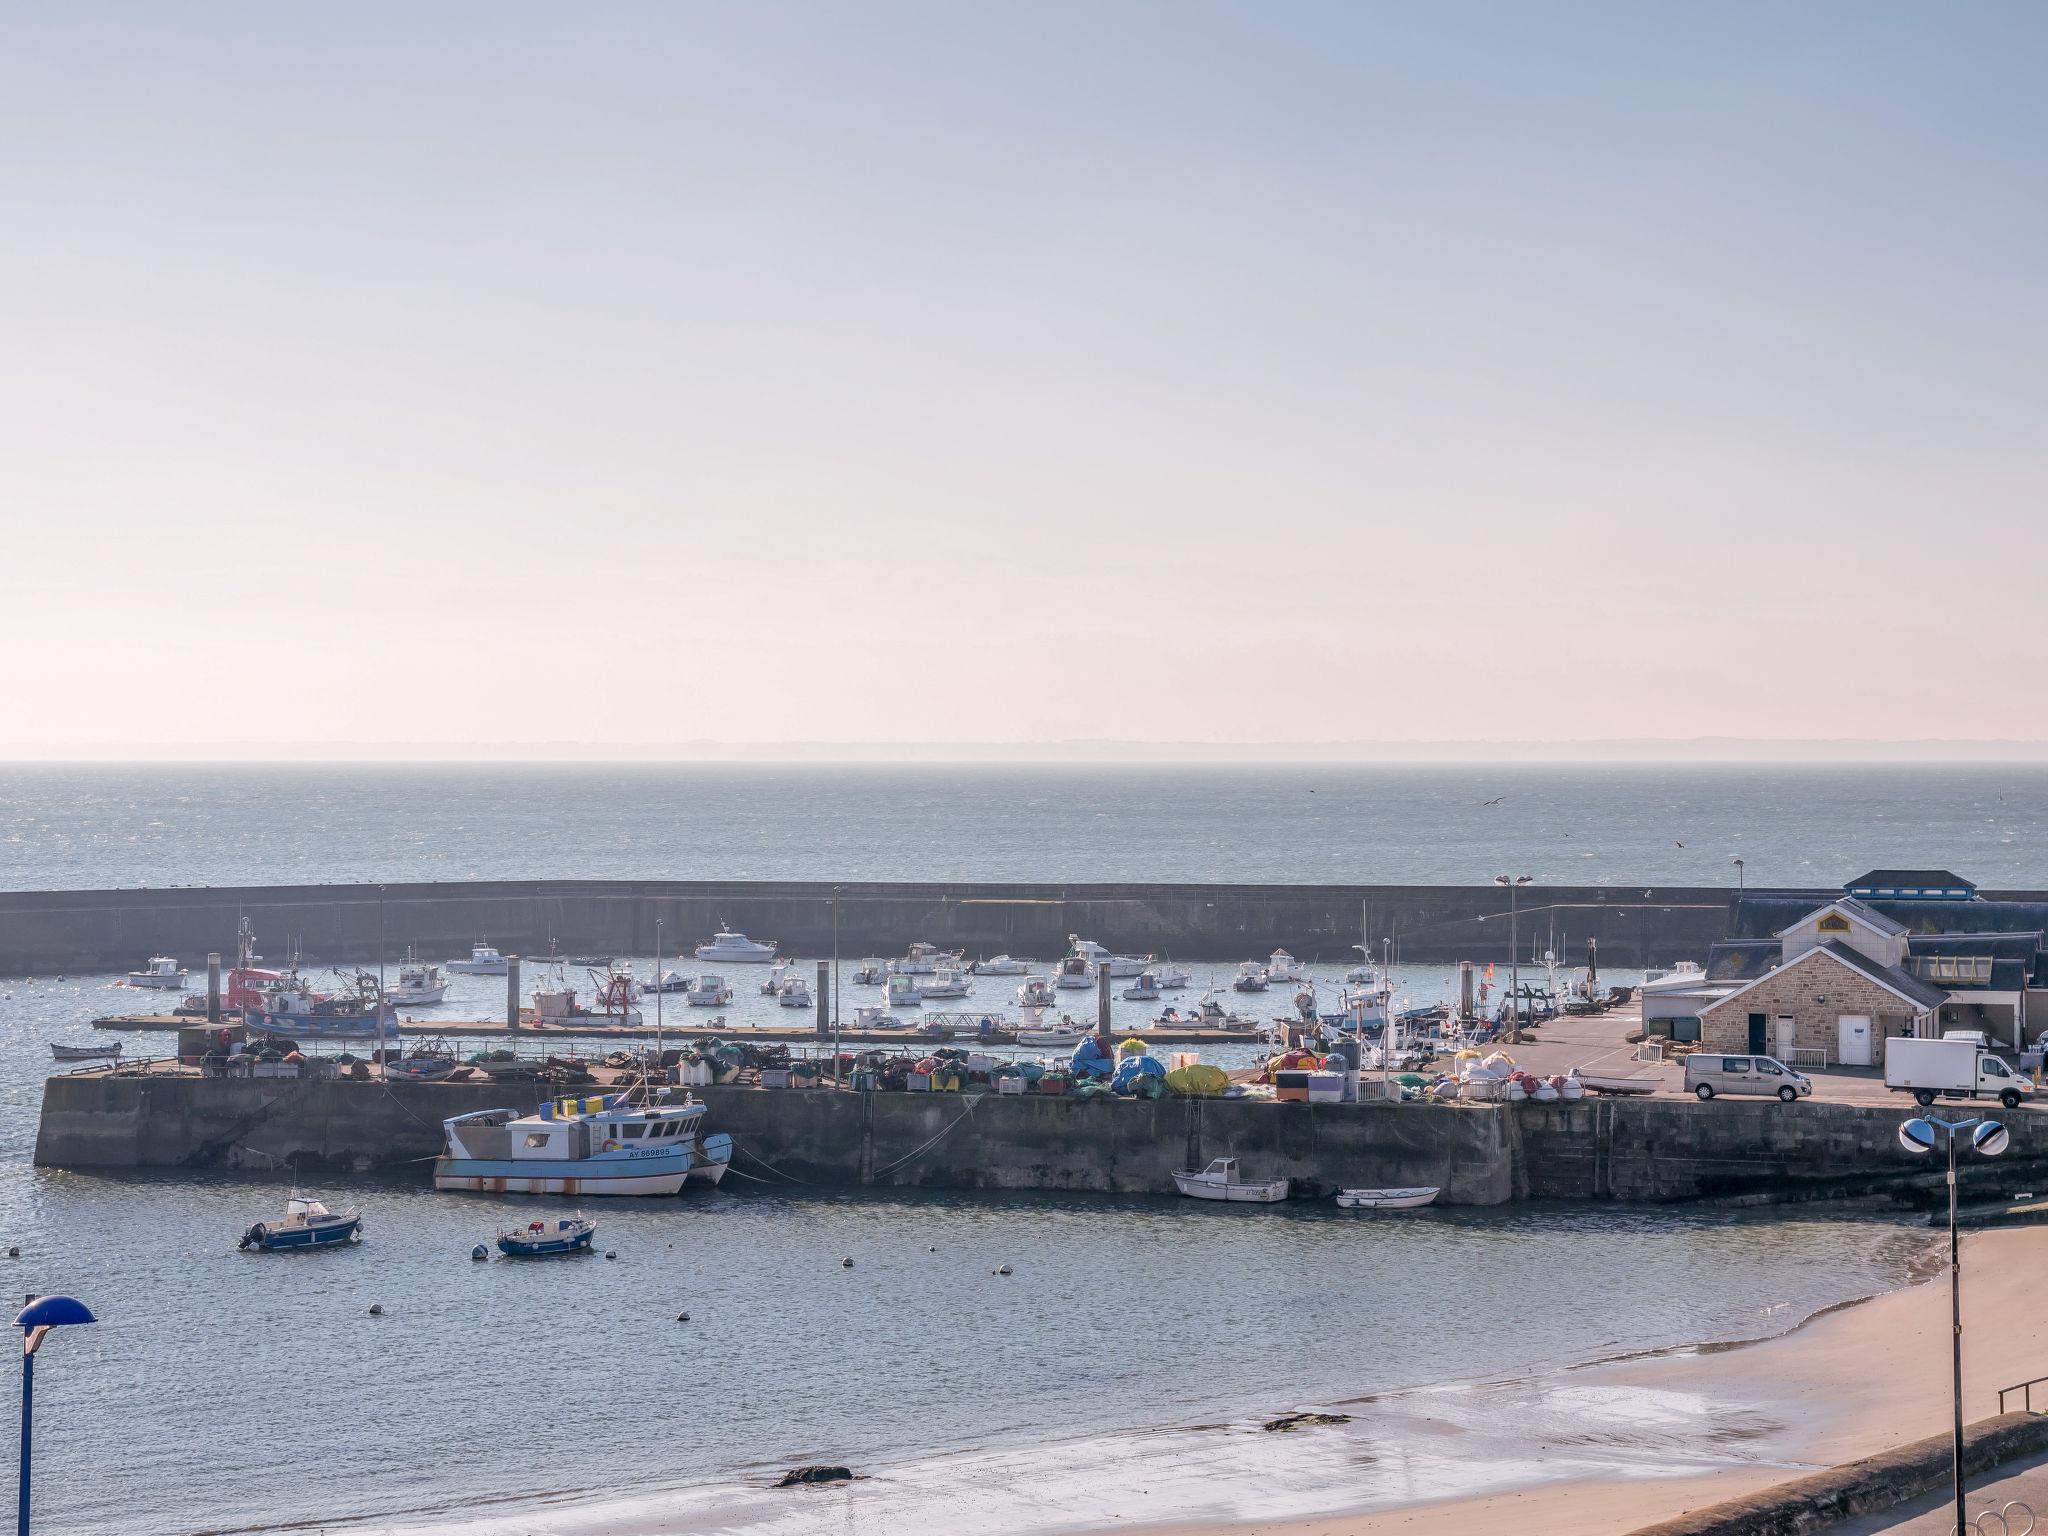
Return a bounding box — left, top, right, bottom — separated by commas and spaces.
1999, 1376, 2048, 1415
1784, 1046, 1831, 1069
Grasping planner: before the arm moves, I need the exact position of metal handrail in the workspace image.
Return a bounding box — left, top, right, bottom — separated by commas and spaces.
1998, 1376, 2048, 1414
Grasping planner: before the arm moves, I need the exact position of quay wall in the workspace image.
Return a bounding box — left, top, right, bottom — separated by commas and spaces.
0, 878, 1784, 972
37, 1075, 2048, 1207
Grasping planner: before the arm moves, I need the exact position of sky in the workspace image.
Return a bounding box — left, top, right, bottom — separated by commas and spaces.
2, 2, 2045, 758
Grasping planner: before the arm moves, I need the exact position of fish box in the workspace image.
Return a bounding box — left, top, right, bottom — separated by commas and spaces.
851, 1069, 880, 1090
681, 1061, 714, 1087
1274, 1069, 1311, 1103
1306, 1072, 1345, 1103
908, 1071, 932, 1091
997, 1076, 1025, 1095
760, 1068, 792, 1089
1035, 1077, 1068, 1096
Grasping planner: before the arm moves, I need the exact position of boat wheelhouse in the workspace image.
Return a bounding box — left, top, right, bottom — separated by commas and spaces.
128, 955, 187, 989
388, 959, 450, 1005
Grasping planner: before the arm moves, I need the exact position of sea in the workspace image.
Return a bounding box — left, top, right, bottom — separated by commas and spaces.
3, 762, 2031, 1536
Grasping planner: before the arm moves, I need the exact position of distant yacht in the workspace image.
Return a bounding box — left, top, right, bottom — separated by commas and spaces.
447, 943, 509, 976
915, 967, 972, 1000
1265, 950, 1307, 984
891, 941, 964, 975
695, 929, 777, 965
969, 954, 1031, 976
387, 957, 450, 1006
1068, 938, 1150, 977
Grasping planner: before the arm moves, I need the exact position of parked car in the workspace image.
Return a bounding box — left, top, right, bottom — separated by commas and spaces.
1684, 1053, 1813, 1103
1885, 1036, 2032, 1110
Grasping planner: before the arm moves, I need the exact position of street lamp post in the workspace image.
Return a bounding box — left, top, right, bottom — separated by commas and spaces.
1733, 858, 1746, 891
1494, 875, 1532, 1035
1898, 1113, 2010, 1534
831, 887, 843, 1087
16, 1293, 97, 1536
654, 917, 664, 1066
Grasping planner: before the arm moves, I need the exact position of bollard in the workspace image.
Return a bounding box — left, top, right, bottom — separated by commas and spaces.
815, 959, 830, 1039
1097, 962, 1112, 1035
207, 952, 222, 1023
506, 957, 521, 1030
1458, 960, 1474, 1022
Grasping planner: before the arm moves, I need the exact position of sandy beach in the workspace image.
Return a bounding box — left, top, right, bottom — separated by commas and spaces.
1130, 1224, 2048, 1536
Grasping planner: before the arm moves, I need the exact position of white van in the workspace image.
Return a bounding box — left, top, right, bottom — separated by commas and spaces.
1684, 1053, 1813, 1103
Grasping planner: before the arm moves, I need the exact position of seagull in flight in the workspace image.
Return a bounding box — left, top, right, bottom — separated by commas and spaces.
1675, 840, 1686, 848
1481, 796, 1505, 807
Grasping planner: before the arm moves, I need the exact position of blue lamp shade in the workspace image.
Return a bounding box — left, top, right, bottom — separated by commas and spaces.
1899, 1118, 1937, 1154
14, 1296, 96, 1331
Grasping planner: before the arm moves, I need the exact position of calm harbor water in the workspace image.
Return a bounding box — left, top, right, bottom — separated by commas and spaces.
0, 763, 2006, 1534
0, 761, 2044, 890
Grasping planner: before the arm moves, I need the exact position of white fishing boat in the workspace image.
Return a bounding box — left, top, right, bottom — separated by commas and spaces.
777, 974, 814, 1009
915, 967, 972, 1000
969, 954, 1031, 975
1068, 938, 1150, 977
1053, 954, 1095, 990
1152, 963, 1192, 990
1334, 1187, 1440, 1211
50, 1041, 121, 1062
683, 974, 732, 1007
1172, 1157, 1289, 1204
695, 929, 778, 965
127, 955, 187, 990
387, 958, 450, 1006
1266, 949, 1307, 984
885, 973, 921, 1008
531, 980, 642, 1028
1162, 991, 1261, 1031
852, 960, 885, 986
435, 1093, 732, 1196
1232, 961, 1270, 993
850, 1003, 901, 1029
891, 941, 963, 975
760, 959, 799, 996
1016, 976, 1056, 1007
1122, 971, 1162, 1002
447, 943, 509, 976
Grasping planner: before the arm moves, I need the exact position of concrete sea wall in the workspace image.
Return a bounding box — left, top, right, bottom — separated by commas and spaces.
37, 1074, 2048, 1208
0, 878, 1776, 972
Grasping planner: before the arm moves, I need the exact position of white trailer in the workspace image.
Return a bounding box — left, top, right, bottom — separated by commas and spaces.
1884, 1036, 2033, 1109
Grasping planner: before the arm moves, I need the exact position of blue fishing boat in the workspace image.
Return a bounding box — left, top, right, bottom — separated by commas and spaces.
239, 1196, 363, 1251
243, 974, 393, 1040
497, 1216, 596, 1257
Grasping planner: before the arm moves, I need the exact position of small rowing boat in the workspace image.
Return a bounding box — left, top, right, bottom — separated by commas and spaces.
1334, 1186, 1439, 1210
50, 1041, 122, 1062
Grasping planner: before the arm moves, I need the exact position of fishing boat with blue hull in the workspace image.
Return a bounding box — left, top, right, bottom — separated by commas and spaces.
497, 1216, 596, 1257
240, 1196, 363, 1251
434, 1093, 733, 1196
243, 976, 394, 1040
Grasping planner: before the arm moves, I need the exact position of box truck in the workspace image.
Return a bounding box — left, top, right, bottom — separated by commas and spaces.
1884, 1036, 2033, 1109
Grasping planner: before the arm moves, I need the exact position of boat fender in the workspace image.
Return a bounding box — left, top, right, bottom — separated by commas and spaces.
471, 1245, 489, 1261
993, 1264, 1012, 1276
605, 1251, 617, 1260
841, 1256, 854, 1268
676, 1311, 690, 1323
5, 1245, 17, 1258
367, 1304, 384, 1317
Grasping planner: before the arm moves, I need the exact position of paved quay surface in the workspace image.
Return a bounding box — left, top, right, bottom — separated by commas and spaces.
1825, 1444, 2048, 1531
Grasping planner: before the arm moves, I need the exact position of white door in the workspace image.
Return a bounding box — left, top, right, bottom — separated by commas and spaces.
1837, 1015, 1873, 1067
1775, 1016, 1797, 1059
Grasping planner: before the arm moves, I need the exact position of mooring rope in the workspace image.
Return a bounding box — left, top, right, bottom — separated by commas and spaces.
868, 1094, 982, 1179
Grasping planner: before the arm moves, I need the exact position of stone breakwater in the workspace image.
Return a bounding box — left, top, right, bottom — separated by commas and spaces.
0, 878, 1779, 972
35, 1074, 2048, 1207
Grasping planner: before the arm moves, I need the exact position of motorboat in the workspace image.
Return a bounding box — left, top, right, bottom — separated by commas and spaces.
1231, 961, 1270, 993
850, 1004, 900, 1029
387, 958, 450, 1006
683, 974, 733, 1007
436, 1093, 732, 1195
1152, 963, 1192, 990
239, 1196, 363, 1251
50, 1041, 121, 1062
1163, 992, 1261, 1031
1067, 938, 1151, 977
915, 967, 972, 1000
852, 961, 885, 986
892, 941, 963, 975
1344, 960, 1380, 986
1171, 1158, 1289, 1204
1016, 1024, 1083, 1047
885, 973, 921, 1008
777, 974, 815, 1009
968, 954, 1031, 975
695, 929, 778, 965
1015, 977, 1056, 1007
127, 955, 187, 989
447, 943, 510, 976
760, 959, 798, 996
496, 1216, 596, 1258
1266, 950, 1307, 984
1335, 1187, 1440, 1211
1122, 971, 1162, 1002
643, 969, 692, 993
1053, 954, 1094, 990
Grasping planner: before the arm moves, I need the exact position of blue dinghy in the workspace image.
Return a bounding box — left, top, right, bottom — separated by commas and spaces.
240, 1196, 363, 1251
497, 1216, 596, 1258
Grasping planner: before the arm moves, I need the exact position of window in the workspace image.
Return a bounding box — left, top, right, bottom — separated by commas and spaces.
1723, 1058, 1751, 1072
1757, 1061, 1782, 1075
1911, 955, 1993, 985
624, 1124, 646, 1139
524, 1132, 551, 1149
1986, 1059, 2011, 1078
1818, 913, 1852, 935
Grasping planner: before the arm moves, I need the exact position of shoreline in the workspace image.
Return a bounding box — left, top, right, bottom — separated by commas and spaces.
1117, 1224, 2048, 1536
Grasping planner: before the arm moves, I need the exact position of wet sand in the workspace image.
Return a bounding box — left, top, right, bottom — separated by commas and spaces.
1134, 1225, 2048, 1536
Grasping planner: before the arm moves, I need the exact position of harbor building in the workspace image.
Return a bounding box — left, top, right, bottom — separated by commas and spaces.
1674, 871, 2048, 1062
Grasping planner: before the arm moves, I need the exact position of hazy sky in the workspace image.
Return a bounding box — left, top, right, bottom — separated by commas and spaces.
3, 3, 2044, 756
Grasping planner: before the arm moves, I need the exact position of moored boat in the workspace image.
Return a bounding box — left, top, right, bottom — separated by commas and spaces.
435, 1093, 732, 1196
1232, 961, 1270, 993
852, 960, 885, 986
915, 967, 972, 1000
387, 956, 451, 1006
240, 1196, 362, 1251
695, 928, 778, 964
777, 973, 814, 1008
1171, 1158, 1289, 1203
245, 976, 393, 1039
1265, 949, 1307, 984
885, 973, 921, 1008
387, 1043, 458, 1082
1334, 1187, 1440, 1210
891, 940, 964, 975
446, 943, 509, 975
1053, 954, 1094, 990
1068, 938, 1151, 977
1016, 1024, 1083, 1047
968, 954, 1031, 975
127, 955, 187, 989
1016, 976, 1056, 1007
50, 1041, 122, 1062
1122, 971, 1162, 1002
683, 973, 733, 1007
496, 1216, 596, 1257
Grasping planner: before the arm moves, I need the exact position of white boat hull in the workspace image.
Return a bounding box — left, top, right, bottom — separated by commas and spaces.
127, 973, 187, 989
1335, 1187, 1440, 1210
1172, 1172, 1290, 1203
435, 1167, 690, 1196
446, 961, 507, 975
387, 984, 450, 1005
